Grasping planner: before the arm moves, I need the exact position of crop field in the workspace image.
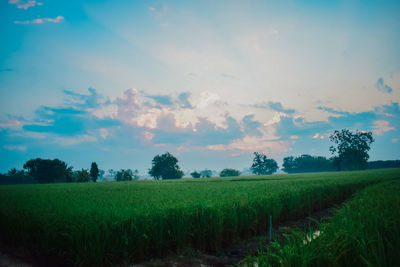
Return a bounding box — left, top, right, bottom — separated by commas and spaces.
246, 179, 400, 266
0, 169, 399, 266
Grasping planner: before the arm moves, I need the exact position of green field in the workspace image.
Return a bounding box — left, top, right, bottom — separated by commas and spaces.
246, 179, 400, 266
0, 169, 399, 266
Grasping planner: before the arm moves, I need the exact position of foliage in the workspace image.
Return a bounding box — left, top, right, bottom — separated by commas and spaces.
90, 162, 99, 182
282, 154, 335, 173
367, 160, 400, 169
148, 152, 184, 180
115, 169, 134, 181
1, 169, 398, 266
246, 180, 400, 266
219, 168, 240, 177
329, 129, 374, 170
190, 171, 201, 178
76, 169, 90, 182
200, 169, 212, 178
23, 158, 73, 183
0, 169, 35, 185
250, 152, 278, 175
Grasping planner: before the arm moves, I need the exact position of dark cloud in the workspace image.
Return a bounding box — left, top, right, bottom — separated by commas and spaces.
23, 89, 121, 136
253, 101, 295, 114
317, 106, 350, 116
64, 88, 103, 109
267, 101, 295, 114
178, 92, 193, 109
146, 94, 174, 106
376, 78, 393, 94
242, 114, 262, 136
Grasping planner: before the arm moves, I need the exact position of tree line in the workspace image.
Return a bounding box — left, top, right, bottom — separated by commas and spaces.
1, 129, 399, 184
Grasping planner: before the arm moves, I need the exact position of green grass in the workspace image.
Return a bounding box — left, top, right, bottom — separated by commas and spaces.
0, 169, 399, 266
245, 178, 400, 267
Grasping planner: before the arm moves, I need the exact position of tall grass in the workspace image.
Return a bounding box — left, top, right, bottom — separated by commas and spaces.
246, 179, 400, 267
0, 169, 399, 266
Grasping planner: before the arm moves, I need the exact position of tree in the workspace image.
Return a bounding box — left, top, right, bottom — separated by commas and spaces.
148, 152, 184, 180
329, 129, 374, 170
282, 154, 334, 173
250, 152, 278, 175
200, 169, 212, 178
219, 168, 240, 177
190, 171, 201, 178
76, 169, 90, 182
115, 169, 133, 181
23, 158, 73, 183
90, 162, 99, 182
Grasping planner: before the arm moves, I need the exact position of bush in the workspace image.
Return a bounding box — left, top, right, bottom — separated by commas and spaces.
219, 168, 240, 177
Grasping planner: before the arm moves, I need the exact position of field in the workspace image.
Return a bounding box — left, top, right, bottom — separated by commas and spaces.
0, 169, 399, 266
246, 179, 400, 266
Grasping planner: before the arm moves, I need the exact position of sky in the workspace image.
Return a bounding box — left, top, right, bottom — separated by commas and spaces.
1, 0, 400, 176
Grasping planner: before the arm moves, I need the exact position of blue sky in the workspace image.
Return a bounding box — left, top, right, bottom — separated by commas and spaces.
1, 0, 400, 175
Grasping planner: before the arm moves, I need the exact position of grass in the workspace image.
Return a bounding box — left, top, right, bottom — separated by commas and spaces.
0, 169, 399, 266
245, 178, 400, 267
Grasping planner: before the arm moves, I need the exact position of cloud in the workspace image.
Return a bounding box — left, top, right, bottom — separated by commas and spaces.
145, 94, 174, 106
64, 88, 103, 109
9, 0, 43, 10
22, 89, 121, 137
0, 120, 22, 128
255, 101, 295, 114
3, 145, 27, 152
376, 78, 393, 93
14, 16, 64, 25
317, 106, 350, 116
242, 114, 262, 136
178, 92, 193, 109
372, 120, 395, 136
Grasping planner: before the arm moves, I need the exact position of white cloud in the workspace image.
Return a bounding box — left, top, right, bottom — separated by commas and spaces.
53, 134, 97, 146
3, 145, 27, 151
9, 0, 43, 10
14, 16, 64, 25
372, 120, 395, 136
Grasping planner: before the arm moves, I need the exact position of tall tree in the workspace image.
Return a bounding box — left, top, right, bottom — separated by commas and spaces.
329, 129, 374, 170
23, 158, 72, 183
148, 152, 184, 180
90, 162, 99, 182
250, 152, 278, 175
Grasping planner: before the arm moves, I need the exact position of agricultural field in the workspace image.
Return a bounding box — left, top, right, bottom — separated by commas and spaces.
245, 179, 400, 266
0, 169, 399, 266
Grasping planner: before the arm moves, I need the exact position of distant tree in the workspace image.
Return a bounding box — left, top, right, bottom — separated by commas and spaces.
250, 152, 278, 175
90, 162, 99, 182
148, 152, 184, 180
219, 168, 240, 177
23, 158, 73, 183
200, 169, 212, 178
76, 169, 90, 182
0, 168, 35, 184
329, 129, 374, 170
190, 171, 201, 178
282, 154, 334, 173
115, 169, 134, 181
367, 160, 400, 170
